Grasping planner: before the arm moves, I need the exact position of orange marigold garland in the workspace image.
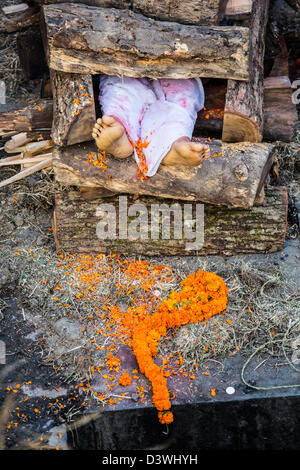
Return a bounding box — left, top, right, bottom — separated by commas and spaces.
131, 269, 228, 425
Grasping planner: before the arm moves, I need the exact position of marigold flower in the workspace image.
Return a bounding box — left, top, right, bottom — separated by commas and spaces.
119, 372, 132, 387
130, 269, 228, 422
158, 411, 173, 424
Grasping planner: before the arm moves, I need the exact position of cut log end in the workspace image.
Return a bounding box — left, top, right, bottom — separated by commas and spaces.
222, 113, 263, 143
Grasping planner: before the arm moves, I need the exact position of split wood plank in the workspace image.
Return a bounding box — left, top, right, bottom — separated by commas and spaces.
264, 76, 298, 142
0, 156, 52, 188
0, 100, 53, 133
31, 0, 230, 25
50, 70, 96, 146
53, 186, 288, 256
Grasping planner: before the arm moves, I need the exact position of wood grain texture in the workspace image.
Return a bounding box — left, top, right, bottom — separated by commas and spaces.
225, 0, 253, 17
263, 76, 298, 143
50, 70, 96, 146
0, 99, 53, 133
222, 0, 270, 143
52, 139, 276, 208
133, 0, 227, 25
31, 0, 227, 25
53, 186, 288, 256
42, 4, 250, 80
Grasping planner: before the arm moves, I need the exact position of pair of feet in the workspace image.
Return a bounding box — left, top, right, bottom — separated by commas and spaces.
92, 115, 210, 168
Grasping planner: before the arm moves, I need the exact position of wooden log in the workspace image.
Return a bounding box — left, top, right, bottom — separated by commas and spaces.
0, 153, 27, 166
30, 0, 230, 24
263, 76, 298, 143
3, 131, 51, 151
0, 100, 53, 133
50, 70, 96, 146
52, 139, 276, 208
222, 0, 270, 143
31, 0, 130, 6
3, 132, 33, 152
132, 0, 228, 25
2, 3, 30, 15
0, 4, 39, 33
21, 152, 53, 170
42, 4, 250, 80
4, 138, 53, 155
0, 153, 51, 168
53, 186, 288, 256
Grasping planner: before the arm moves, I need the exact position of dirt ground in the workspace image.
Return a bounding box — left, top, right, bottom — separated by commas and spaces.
1, 10, 300, 451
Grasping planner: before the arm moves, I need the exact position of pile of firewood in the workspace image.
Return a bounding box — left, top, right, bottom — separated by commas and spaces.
0, 0, 299, 255
0, 0, 299, 188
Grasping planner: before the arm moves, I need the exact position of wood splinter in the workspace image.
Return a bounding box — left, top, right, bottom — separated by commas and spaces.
0, 154, 52, 189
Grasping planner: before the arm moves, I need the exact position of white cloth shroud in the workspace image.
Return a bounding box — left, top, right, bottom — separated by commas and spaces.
99, 75, 205, 177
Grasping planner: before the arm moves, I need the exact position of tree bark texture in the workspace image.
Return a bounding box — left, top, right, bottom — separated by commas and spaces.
50, 70, 96, 146
195, 77, 298, 143
222, 0, 270, 143
32, 0, 228, 25
53, 185, 288, 256
42, 3, 250, 80
263, 76, 298, 143
52, 139, 276, 208
0, 99, 53, 133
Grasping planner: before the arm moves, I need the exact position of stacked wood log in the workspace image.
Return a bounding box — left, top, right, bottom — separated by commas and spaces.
53, 186, 288, 256
1, 0, 299, 255
50, 70, 96, 146
0, 100, 53, 135
196, 76, 298, 143
41, 3, 250, 80
222, 0, 270, 143
31, 0, 228, 25
0, 98, 53, 187
0, 132, 53, 188
52, 139, 275, 209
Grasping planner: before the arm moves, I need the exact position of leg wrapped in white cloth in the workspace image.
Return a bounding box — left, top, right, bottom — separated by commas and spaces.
97, 75, 206, 177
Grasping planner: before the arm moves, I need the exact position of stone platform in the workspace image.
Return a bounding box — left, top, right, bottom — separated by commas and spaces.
68, 354, 300, 450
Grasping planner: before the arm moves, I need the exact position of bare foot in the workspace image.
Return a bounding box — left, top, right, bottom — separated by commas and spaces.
92, 115, 133, 159
162, 137, 210, 167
